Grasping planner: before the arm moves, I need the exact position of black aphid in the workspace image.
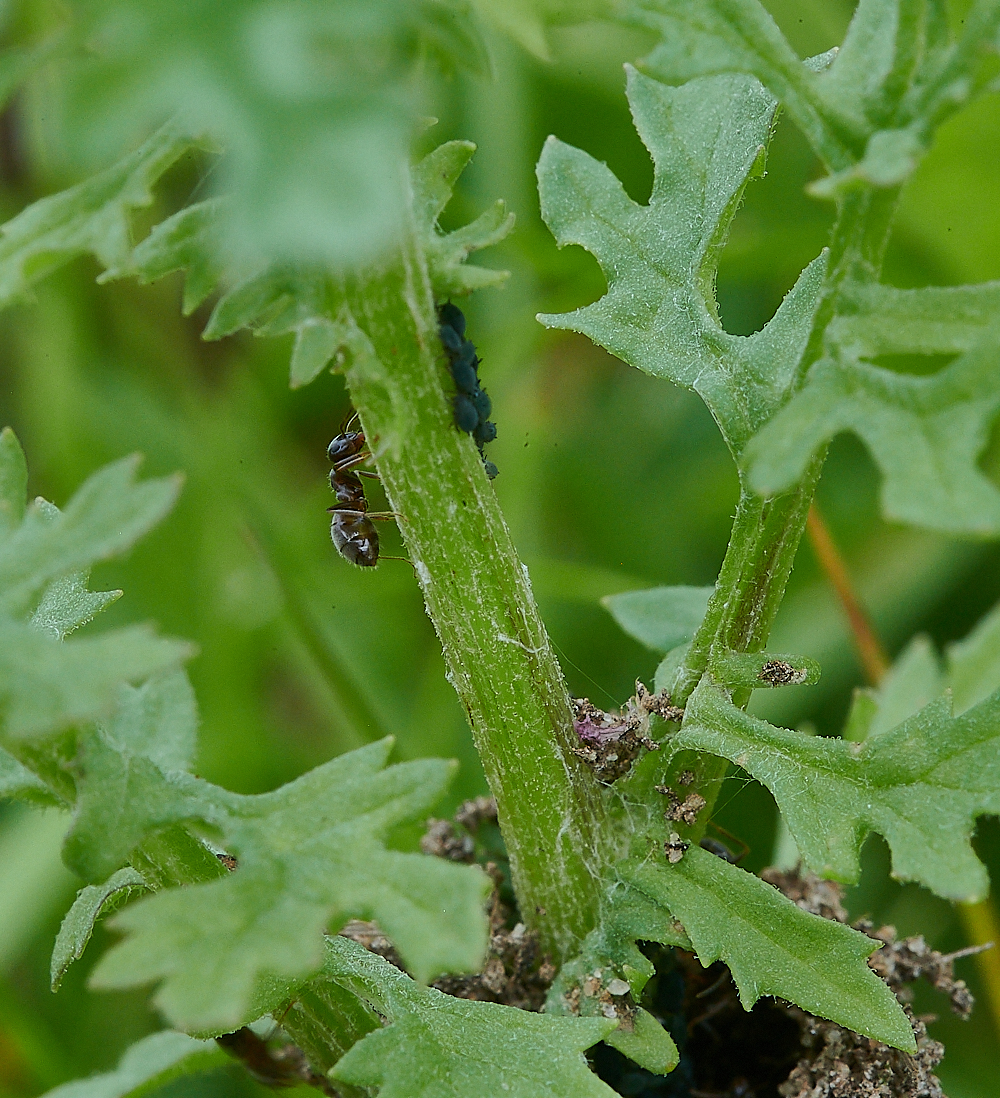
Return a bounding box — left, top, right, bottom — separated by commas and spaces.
438, 302, 498, 479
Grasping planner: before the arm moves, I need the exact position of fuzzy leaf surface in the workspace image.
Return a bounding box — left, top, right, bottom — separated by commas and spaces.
603, 585, 714, 652
0, 123, 196, 304
619, 846, 914, 1050
38, 1031, 225, 1098
51, 867, 149, 990
87, 738, 489, 1031
744, 344, 1000, 536
323, 936, 619, 1098
627, 0, 846, 166
678, 679, 1000, 901
537, 65, 826, 456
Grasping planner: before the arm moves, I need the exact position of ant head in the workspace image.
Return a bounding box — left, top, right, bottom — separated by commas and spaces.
328, 431, 364, 463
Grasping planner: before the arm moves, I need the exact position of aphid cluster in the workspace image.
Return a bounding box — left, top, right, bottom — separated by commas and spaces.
326, 413, 394, 567
438, 302, 498, 479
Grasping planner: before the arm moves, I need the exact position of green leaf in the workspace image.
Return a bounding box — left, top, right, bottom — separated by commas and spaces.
102, 672, 199, 774
131, 200, 226, 315
708, 648, 821, 688
38, 1031, 226, 1098
627, 0, 847, 167
411, 140, 514, 298
537, 65, 827, 456
743, 343, 1000, 536
603, 586, 714, 652
619, 846, 914, 1050
0, 122, 197, 305
0, 745, 56, 802
0, 456, 182, 616
51, 867, 149, 991
828, 280, 1000, 356
322, 935, 620, 1098
88, 738, 490, 1031
0, 620, 193, 743
0, 426, 27, 536
948, 598, 1000, 714
677, 678, 1000, 902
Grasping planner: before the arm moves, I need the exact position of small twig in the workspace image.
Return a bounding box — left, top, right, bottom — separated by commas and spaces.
806, 503, 888, 686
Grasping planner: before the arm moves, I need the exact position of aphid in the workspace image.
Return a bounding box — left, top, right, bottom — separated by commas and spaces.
326, 413, 403, 568
437, 302, 499, 479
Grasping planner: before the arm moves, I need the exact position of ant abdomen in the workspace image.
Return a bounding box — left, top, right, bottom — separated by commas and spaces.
331, 512, 379, 568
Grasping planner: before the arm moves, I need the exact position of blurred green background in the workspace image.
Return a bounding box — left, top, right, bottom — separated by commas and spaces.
0, 1, 999, 1095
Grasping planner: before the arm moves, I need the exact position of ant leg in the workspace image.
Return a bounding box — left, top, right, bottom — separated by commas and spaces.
356, 469, 380, 479
331, 452, 371, 475
326, 507, 369, 517
367, 511, 405, 521
378, 554, 418, 574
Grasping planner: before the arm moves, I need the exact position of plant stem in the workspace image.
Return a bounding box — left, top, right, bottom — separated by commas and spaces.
337, 221, 605, 963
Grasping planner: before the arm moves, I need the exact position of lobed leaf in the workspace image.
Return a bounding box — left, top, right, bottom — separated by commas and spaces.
0, 426, 27, 536
619, 846, 915, 1050
37, 1031, 225, 1098
537, 65, 827, 457
678, 678, 1000, 902
87, 738, 490, 1031
130, 200, 226, 315
0, 620, 193, 743
323, 935, 620, 1098
51, 867, 149, 991
411, 140, 514, 298
744, 344, 1000, 536
0, 122, 197, 305
627, 0, 847, 167
0, 455, 182, 615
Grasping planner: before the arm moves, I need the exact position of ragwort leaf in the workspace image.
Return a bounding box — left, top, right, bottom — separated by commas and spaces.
0, 122, 198, 304
88, 738, 490, 1031
537, 65, 827, 456
677, 678, 1000, 902
603, 585, 714, 652
618, 846, 914, 1050
38, 1031, 225, 1098
744, 343, 1000, 536
323, 935, 619, 1098
51, 867, 149, 991
411, 140, 514, 298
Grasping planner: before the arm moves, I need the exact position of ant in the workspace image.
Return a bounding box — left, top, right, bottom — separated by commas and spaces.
327, 412, 405, 568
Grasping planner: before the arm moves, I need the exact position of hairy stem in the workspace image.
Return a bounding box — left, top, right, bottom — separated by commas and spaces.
337, 218, 605, 963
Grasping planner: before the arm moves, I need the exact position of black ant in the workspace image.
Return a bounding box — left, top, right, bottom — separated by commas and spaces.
438, 302, 499, 479
327, 413, 405, 568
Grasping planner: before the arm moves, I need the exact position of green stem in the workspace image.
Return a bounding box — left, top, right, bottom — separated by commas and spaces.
338, 224, 605, 963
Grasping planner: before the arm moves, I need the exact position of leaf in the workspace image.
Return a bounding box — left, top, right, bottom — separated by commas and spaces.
0, 426, 27, 536
743, 343, 1000, 536
38, 1031, 226, 1098
0, 122, 197, 305
101, 671, 199, 774
130, 200, 226, 315
51, 867, 149, 991
948, 598, 1000, 714
543, 890, 686, 1075
0, 620, 193, 743
537, 65, 827, 456
618, 846, 915, 1050
87, 738, 490, 1031
627, 0, 846, 166
0, 745, 56, 802
677, 678, 1000, 902
828, 280, 1000, 356
0, 455, 182, 616
603, 586, 714, 652
29, 571, 122, 642
411, 140, 514, 298
130, 138, 510, 389
322, 935, 620, 1098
